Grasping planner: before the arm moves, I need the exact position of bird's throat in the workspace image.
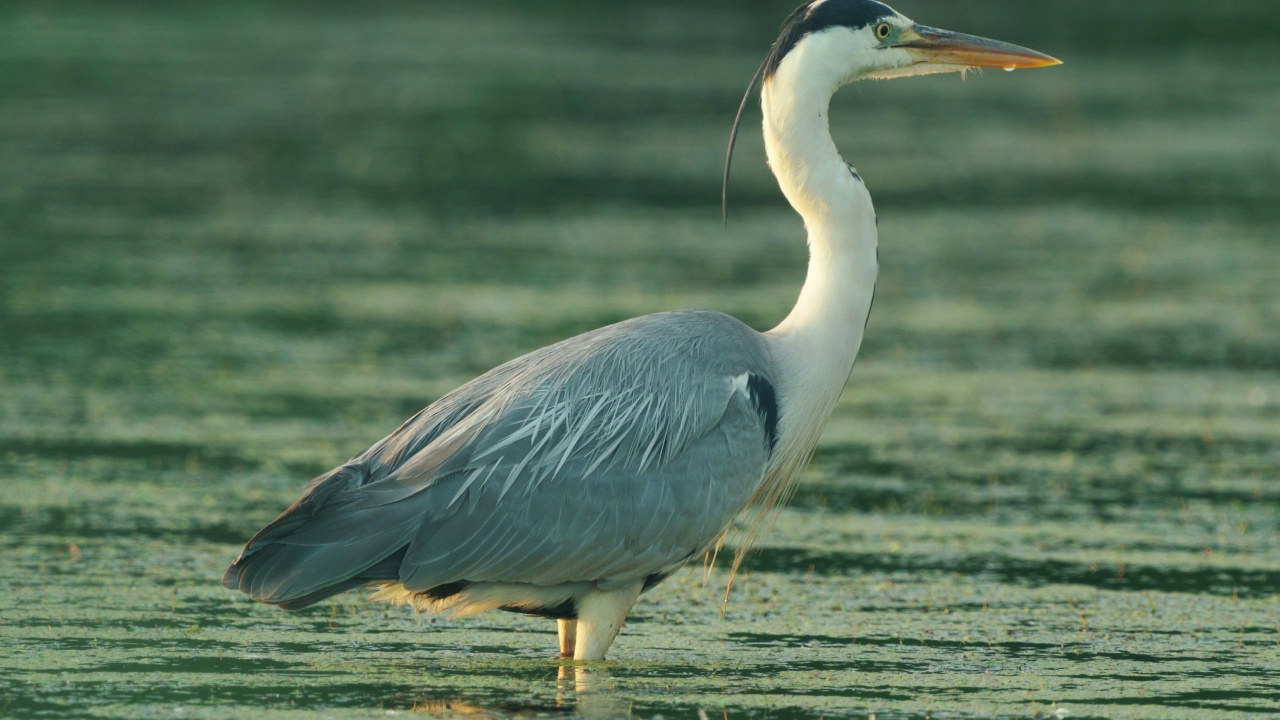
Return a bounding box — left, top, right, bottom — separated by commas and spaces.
760, 66, 879, 485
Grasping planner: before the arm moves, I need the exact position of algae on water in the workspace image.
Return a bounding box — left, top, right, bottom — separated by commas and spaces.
1, 1, 1278, 718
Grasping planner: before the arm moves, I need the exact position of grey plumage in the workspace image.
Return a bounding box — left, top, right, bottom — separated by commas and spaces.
224, 0, 1059, 661
224, 310, 778, 611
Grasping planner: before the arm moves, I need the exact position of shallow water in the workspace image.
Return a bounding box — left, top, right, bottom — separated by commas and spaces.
2, 1, 1278, 718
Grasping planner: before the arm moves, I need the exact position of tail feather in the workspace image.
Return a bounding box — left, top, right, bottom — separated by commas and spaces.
222, 462, 416, 609
224, 541, 412, 610
268, 546, 411, 610
273, 579, 367, 611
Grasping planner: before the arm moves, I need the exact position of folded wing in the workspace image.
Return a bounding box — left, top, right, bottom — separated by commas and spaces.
223, 311, 778, 609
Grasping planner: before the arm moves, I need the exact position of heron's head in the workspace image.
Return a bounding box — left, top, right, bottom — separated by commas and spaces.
765, 0, 1060, 89
722, 0, 1060, 225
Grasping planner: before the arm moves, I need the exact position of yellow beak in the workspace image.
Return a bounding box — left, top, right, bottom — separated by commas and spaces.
899, 26, 1062, 70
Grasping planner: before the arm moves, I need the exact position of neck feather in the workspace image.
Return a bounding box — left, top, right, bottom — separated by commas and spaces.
741, 55, 879, 543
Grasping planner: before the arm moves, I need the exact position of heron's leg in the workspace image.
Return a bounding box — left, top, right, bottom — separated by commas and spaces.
572, 580, 643, 661
557, 618, 577, 658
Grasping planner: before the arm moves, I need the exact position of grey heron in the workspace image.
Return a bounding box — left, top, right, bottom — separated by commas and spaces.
224, 0, 1060, 661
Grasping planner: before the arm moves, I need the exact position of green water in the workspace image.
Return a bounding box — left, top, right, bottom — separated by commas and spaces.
2, 1, 1278, 717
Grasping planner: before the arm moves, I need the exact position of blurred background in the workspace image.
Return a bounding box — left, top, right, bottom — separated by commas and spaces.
1, 1, 1277, 718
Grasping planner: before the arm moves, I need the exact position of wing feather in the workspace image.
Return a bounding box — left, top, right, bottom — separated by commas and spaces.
224, 310, 777, 608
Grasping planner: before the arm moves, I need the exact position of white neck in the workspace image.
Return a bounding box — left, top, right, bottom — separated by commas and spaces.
726, 34, 882, 584
762, 48, 879, 476
730, 45, 880, 576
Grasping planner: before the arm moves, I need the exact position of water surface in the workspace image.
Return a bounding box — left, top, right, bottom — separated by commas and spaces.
1, 1, 1278, 717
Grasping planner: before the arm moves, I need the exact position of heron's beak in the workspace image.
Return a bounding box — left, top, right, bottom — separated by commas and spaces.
897, 26, 1061, 70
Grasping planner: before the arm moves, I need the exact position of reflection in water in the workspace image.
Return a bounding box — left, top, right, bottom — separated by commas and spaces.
558, 665, 632, 719
409, 665, 631, 719
411, 699, 499, 717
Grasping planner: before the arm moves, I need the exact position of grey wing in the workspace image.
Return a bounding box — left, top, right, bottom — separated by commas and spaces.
224, 311, 779, 607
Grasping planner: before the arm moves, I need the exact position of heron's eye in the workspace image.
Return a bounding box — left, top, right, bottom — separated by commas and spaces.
874, 22, 892, 40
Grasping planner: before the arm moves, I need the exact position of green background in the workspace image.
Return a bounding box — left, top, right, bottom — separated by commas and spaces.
1, 0, 1277, 718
